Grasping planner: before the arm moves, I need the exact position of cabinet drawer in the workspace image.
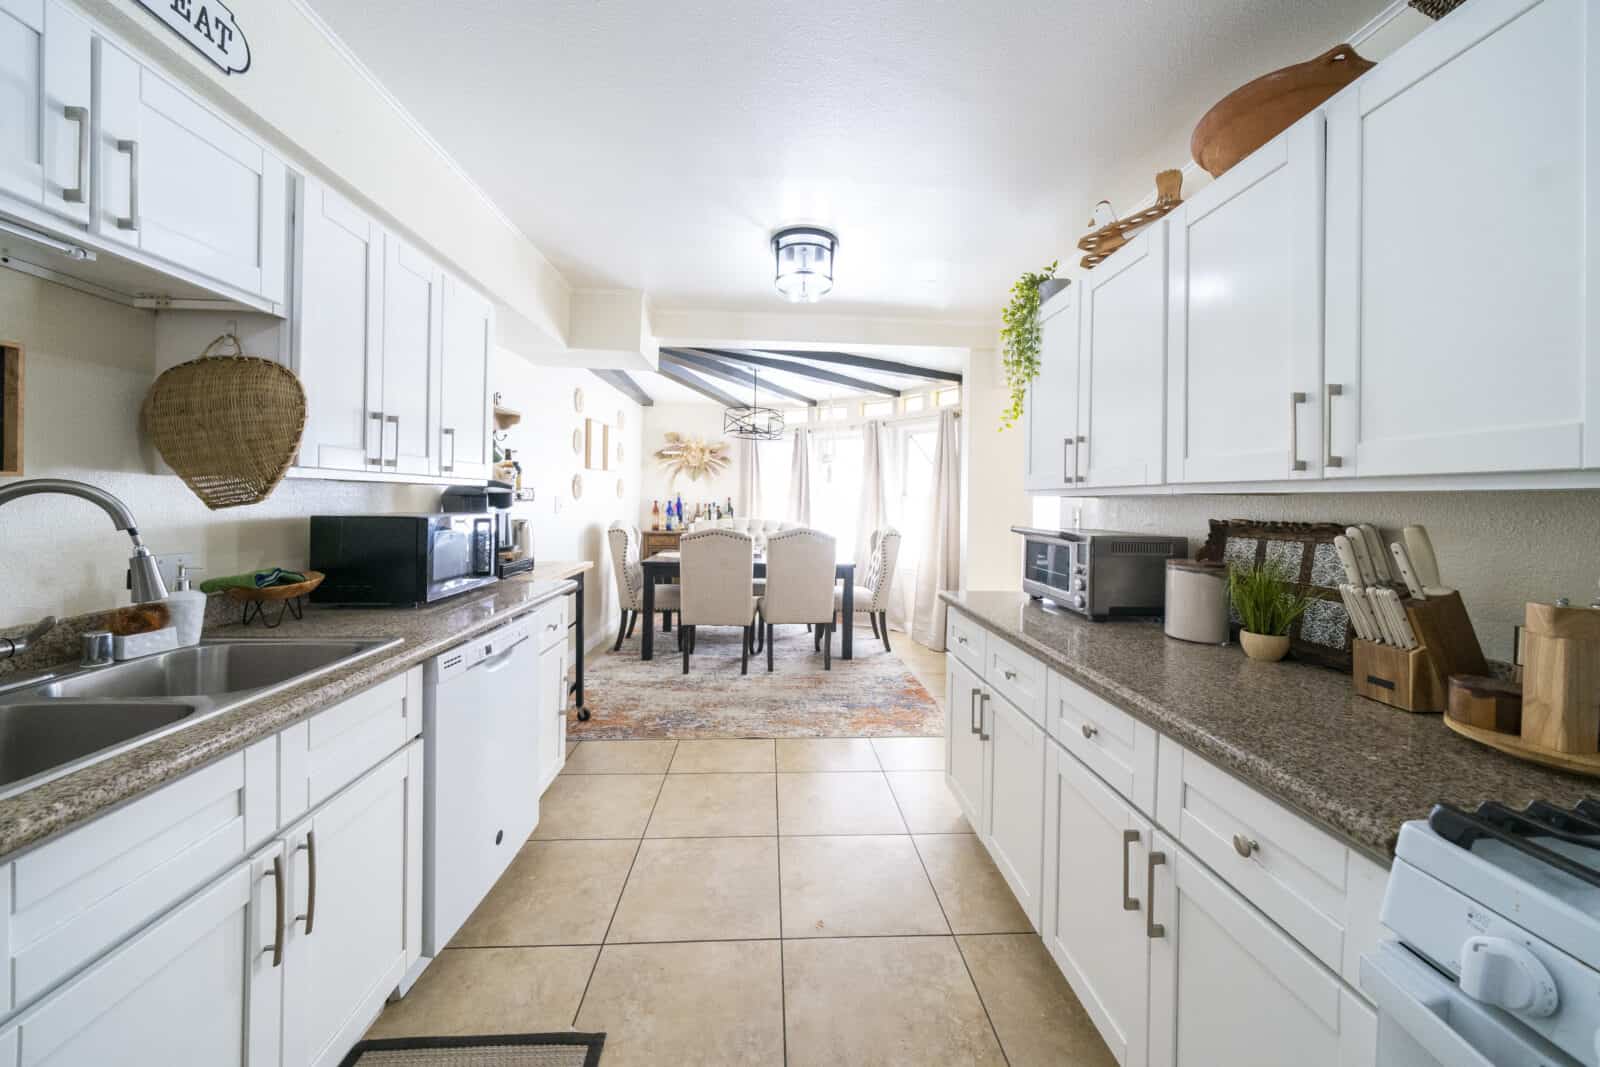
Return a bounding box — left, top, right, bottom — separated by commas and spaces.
533, 598, 567, 652
279, 668, 421, 823
984, 635, 1045, 727
1047, 669, 1157, 817
0, 737, 276, 1016
1156, 737, 1358, 974
946, 610, 986, 674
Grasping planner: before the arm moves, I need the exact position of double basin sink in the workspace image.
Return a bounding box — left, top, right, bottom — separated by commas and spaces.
0, 638, 400, 799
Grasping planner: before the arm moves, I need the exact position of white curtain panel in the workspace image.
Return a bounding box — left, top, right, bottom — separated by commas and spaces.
854, 420, 889, 573
789, 427, 812, 526
738, 436, 763, 518
912, 410, 961, 651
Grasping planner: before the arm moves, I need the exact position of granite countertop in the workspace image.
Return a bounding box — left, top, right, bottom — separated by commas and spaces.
0, 561, 593, 860
941, 590, 1595, 864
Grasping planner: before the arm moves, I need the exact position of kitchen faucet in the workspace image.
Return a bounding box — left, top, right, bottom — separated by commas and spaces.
0, 479, 169, 659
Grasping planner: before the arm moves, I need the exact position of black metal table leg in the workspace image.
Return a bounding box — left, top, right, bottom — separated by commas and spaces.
570, 570, 589, 721
641, 569, 656, 660
841, 566, 854, 660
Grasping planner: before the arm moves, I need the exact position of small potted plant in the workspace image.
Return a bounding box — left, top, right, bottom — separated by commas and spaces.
1227, 562, 1311, 662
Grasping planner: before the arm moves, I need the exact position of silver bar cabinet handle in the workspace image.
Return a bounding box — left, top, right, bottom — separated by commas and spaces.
384, 414, 400, 467
442, 426, 455, 472
295, 831, 318, 934
1146, 850, 1167, 938
262, 855, 285, 967
1075, 434, 1086, 483
63, 105, 88, 203
115, 139, 139, 230
1122, 829, 1140, 911
367, 411, 385, 465
1324, 383, 1344, 468
969, 688, 981, 735
1289, 392, 1308, 472
977, 692, 991, 742
1063, 438, 1076, 484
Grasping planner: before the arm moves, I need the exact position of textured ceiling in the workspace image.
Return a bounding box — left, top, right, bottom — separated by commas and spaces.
307, 0, 1390, 319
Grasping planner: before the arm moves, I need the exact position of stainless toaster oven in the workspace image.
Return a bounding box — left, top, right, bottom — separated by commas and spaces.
1013, 526, 1187, 619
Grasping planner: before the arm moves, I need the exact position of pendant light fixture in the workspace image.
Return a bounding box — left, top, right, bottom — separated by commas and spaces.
771, 226, 838, 303
724, 368, 785, 440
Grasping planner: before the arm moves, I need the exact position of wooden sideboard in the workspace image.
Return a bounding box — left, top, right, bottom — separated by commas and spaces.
641, 529, 681, 559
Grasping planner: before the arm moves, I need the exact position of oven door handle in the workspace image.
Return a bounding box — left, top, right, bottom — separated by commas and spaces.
1359, 942, 1518, 1067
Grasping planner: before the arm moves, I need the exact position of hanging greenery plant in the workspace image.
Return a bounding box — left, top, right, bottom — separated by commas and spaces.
999, 260, 1059, 430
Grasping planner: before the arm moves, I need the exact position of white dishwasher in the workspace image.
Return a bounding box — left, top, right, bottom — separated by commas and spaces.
422, 612, 543, 956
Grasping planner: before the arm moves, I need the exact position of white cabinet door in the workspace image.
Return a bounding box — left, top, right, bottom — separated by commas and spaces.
1325, 0, 1598, 476
1167, 113, 1325, 484
0, 845, 283, 1067
439, 275, 493, 479
536, 638, 565, 792
0, 0, 91, 227
1079, 224, 1168, 488
1023, 284, 1081, 491
294, 177, 384, 471
1042, 742, 1150, 1067
93, 38, 286, 302
283, 742, 421, 1067
380, 236, 443, 476
982, 690, 1045, 928
944, 654, 986, 829
1147, 832, 1373, 1067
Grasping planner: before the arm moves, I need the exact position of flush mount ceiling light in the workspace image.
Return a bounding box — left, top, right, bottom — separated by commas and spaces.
724, 369, 785, 440
771, 226, 837, 303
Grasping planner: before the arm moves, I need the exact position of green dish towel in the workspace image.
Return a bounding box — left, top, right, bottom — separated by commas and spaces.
199, 568, 308, 594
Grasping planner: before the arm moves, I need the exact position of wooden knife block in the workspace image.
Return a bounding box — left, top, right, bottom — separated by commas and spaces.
1521, 603, 1600, 755
1351, 592, 1487, 714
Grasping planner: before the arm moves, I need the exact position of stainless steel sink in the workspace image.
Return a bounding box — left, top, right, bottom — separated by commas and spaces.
0, 636, 402, 799
27, 640, 393, 701
0, 702, 196, 790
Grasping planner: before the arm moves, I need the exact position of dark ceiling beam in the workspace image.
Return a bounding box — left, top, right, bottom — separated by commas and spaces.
690, 348, 901, 398
657, 360, 745, 408
757, 349, 963, 384
661, 348, 818, 406
589, 368, 653, 407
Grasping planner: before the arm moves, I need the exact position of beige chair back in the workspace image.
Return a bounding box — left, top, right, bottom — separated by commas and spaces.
607, 522, 643, 610
863, 528, 902, 612
761, 529, 836, 624
679, 528, 757, 626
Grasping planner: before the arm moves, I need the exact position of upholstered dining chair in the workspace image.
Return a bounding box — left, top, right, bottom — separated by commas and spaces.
678, 528, 760, 675
758, 528, 838, 671
833, 527, 902, 651
607, 522, 680, 651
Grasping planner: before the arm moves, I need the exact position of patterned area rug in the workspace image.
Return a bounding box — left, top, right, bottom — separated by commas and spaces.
571, 624, 943, 739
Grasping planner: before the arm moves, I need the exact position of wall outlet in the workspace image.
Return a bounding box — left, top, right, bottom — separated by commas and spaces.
153, 552, 199, 591
1071, 506, 1083, 530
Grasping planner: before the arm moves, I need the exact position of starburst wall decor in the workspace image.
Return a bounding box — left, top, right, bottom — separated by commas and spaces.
653, 432, 730, 484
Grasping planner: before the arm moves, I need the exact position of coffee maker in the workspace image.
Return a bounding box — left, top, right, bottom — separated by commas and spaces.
441, 481, 515, 555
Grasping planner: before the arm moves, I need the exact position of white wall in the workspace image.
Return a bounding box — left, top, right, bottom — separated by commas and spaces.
962, 347, 1029, 592
638, 403, 746, 524
1058, 491, 1600, 662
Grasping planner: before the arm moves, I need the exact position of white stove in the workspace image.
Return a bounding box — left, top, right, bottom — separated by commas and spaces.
1361, 799, 1600, 1067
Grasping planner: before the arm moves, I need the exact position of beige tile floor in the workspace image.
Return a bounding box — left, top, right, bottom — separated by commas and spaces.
368, 635, 1114, 1066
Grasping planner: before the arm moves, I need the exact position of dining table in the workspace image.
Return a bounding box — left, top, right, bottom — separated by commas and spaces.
640, 552, 857, 661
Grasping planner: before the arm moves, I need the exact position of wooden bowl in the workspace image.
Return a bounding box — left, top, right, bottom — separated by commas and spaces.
1191, 45, 1374, 179
224, 570, 325, 603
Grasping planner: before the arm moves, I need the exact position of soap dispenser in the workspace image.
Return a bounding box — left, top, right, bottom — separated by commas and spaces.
169, 564, 206, 646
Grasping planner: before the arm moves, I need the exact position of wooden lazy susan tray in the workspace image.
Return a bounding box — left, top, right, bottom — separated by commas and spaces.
1443, 716, 1600, 780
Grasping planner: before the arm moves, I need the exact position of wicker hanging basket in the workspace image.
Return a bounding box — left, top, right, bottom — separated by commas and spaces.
142, 334, 307, 510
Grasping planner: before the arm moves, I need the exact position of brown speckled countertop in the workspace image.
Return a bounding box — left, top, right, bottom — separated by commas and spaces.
941, 590, 1595, 864
0, 562, 592, 860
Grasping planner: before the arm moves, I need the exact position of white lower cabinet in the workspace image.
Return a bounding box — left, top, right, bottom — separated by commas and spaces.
944, 654, 986, 830
982, 691, 1046, 928
1146, 832, 1375, 1067
1043, 740, 1151, 1067
536, 632, 567, 791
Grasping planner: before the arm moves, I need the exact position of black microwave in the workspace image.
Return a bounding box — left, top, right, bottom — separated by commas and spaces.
310, 514, 498, 606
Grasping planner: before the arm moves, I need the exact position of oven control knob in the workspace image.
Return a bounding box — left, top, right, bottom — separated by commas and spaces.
1070, 594, 1086, 611
1458, 936, 1559, 1018
1072, 577, 1087, 592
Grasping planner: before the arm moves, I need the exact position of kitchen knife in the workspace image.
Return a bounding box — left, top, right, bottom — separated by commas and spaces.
1403, 525, 1452, 596
1377, 589, 1417, 649
1345, 527, 1379, 586
1359, 586, 1395, 645
1340, 584, 1376, 643
1333, 535, 1365, 587
1389, 542, 1427, 601
1358, 524, 1393, 584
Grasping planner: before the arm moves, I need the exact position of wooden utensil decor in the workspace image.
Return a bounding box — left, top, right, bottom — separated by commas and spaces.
142, 334, 306, 510
1077, 170, 1183, 269
1192, 45, 1374, 179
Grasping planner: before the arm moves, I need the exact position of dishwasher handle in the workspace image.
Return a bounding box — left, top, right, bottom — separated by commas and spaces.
476, 632, 531, 673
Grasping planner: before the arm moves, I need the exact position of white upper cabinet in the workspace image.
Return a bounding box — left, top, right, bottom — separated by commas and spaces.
1023, 283, 1082, 491
1079, 224, 1168, 488
1324, 0, 1597, 477
0, 0, 91, 228
1167, 112, 1325, 484
439, 275, 494, 480
294, 178, 384, 472
380, 236, 443, 476
93, 36, 285, 305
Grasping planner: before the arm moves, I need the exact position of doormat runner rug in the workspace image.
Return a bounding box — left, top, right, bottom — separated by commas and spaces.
339, 1033, 604, 1067
572, 624, 943, 739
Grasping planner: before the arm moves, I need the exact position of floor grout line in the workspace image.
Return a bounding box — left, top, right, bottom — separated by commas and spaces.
774, 766, 789, 1067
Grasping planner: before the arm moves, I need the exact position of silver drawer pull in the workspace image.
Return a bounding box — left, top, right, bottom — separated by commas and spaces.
63, 105, 88, 203
367, 411, 384, 465
115, 139, 140, 230
1146, 851, 1166, 938
969, 688, 981, 735
977, 692, 991, 741
956, 635, 968, 645
1324, 383, 1344, 468
1002, 669, 1017, 681
1121, 829, 1139, 911
1080, 722, 1098, 740
1288, 391, 1308, 472
1232, 834, 1259, 859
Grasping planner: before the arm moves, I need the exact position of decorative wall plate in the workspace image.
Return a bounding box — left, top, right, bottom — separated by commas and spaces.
572, 428, 583, 455
571, 473, 583, 499
573, 387, 584, 414
617, 409, 625, 430
616, 441, 624, 464
616, 478, 625, 498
